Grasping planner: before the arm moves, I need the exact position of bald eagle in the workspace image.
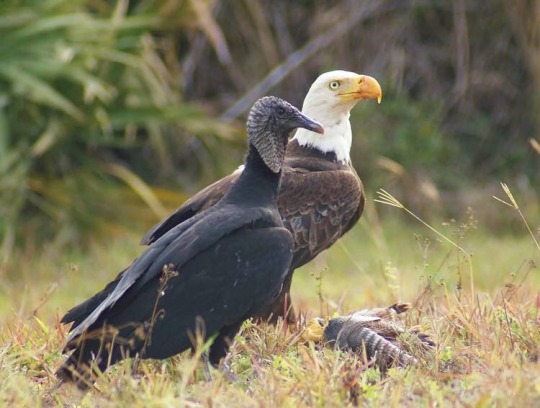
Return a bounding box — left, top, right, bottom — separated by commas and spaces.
57, 97, 324, 387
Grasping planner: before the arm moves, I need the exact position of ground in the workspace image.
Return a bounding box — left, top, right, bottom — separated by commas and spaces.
1, 199, 539, 407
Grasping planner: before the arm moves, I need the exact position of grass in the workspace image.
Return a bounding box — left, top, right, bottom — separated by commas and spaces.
1, 190, 539, 406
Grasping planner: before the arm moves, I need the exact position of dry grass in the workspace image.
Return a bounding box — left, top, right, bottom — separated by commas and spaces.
1, 189, 539, 407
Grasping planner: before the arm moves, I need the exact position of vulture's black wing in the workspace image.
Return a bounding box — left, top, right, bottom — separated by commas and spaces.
61, 209, 216, 328
65, 205, 271, 344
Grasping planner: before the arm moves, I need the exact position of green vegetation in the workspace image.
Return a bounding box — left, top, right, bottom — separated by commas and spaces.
0, 0, 240, 256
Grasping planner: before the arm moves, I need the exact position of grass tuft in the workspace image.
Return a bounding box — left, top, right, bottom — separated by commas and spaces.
493, 182, 540, 253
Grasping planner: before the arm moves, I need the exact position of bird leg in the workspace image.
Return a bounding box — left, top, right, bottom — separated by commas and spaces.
199, 351, 238, 383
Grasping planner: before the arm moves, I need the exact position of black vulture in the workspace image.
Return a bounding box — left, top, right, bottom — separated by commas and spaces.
57, 96, 324, 387
141, 71, 383, 322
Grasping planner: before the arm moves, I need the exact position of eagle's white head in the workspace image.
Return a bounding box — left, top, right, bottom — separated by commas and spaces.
293, 70, 382, 163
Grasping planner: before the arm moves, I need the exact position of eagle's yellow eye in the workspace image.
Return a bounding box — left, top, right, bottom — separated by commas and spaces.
328, 81, 340, 90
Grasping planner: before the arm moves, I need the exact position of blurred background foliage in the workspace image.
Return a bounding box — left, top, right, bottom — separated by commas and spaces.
0, 0, 538, 266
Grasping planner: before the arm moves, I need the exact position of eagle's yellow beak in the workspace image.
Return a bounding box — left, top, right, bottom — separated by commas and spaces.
339, 75, 382, 104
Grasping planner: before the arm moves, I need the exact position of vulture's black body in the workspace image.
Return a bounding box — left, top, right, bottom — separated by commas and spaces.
58, 97, 323, 386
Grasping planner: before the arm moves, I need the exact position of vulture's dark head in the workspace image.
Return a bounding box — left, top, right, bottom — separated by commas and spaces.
247, 96, 324, 173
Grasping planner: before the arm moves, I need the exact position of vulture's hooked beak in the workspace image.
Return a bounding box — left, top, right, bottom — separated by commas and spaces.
298, 112, 325, 135
340, 75, 382, 104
